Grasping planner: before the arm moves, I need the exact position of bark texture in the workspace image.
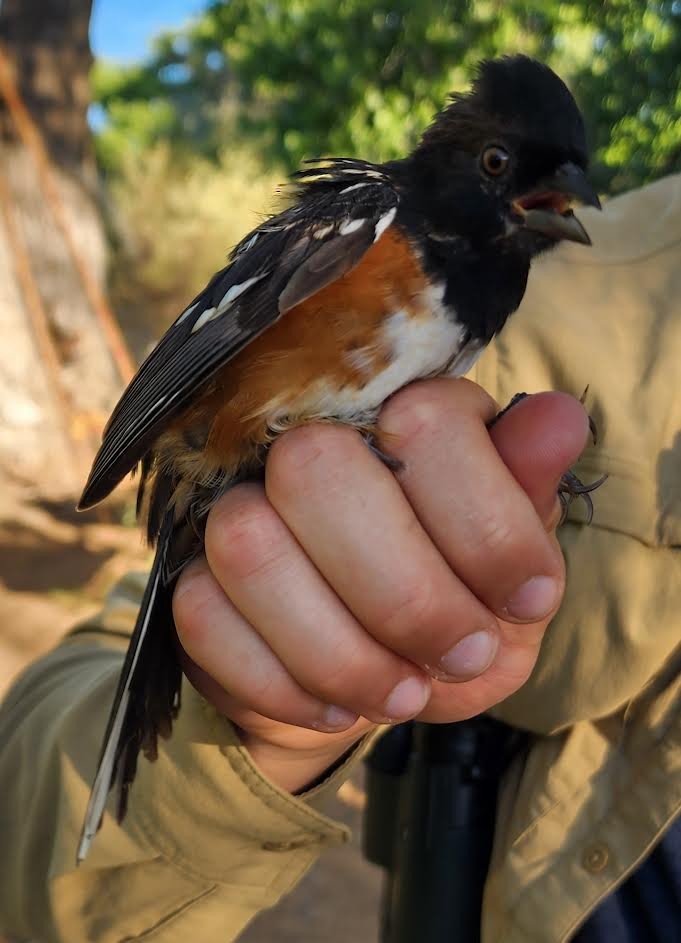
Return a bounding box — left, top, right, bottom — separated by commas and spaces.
0, 0, 126, 497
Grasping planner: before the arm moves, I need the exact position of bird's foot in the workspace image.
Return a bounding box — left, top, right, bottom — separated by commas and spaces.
558, 469, 608, 526
488, 388, 606, 525
487, 391, 529, 429
364, 434, 404, 473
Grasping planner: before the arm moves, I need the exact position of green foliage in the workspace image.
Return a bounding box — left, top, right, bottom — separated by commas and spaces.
570, 0, 681, 191
92, 0, 681, 194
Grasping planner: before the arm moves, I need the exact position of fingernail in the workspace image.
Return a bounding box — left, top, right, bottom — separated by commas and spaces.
318, 705, 359, 731
504, 576, 560, 622
438, 630, 498, 680
383, 676, 430, 722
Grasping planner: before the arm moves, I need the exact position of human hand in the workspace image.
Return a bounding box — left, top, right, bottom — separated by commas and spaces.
173, 378, 590, 791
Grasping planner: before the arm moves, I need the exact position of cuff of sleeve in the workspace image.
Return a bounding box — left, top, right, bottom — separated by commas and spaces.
124, 681, 370, 892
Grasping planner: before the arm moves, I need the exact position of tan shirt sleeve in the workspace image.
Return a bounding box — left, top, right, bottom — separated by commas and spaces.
0, 571, 374, 943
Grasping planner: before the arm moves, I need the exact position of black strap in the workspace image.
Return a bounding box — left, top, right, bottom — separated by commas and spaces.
364, 718, 527, 943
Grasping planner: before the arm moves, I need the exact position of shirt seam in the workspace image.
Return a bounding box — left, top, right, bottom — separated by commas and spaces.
120, 883, 218, 941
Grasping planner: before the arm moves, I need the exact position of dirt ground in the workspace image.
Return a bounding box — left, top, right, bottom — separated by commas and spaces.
0, 481, 383, 942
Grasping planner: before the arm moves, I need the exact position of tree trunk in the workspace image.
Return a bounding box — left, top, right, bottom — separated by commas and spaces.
0, 0, 130, 498
0, 0, 96, 177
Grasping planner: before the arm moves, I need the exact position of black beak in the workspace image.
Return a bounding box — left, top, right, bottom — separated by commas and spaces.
514, 162, 601, 246
544, 162, 602, 210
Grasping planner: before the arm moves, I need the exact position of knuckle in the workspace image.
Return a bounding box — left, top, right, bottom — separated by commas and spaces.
379, 384, 446, 448
298, 640, 394, 709
300, 642, 364, 702
468, 511, 516, 556
244, 670, 280, 710
173, 565, 222, 648
205, 493, 281, 581
242, 670, 315, 724
267, 423, 360, 496
376, 575, 440, 641
196, 654, 288, 722
380, 379, 496, 450
463, 505, 561, 582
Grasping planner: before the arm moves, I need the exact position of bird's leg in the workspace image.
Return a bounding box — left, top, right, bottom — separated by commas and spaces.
364, 432, 405, 473
558, 386, 607, 523
486, 391, 529, 429
487, 388, 607, 525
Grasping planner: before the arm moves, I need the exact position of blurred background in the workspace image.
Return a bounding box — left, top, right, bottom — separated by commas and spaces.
0, 0, 679, 937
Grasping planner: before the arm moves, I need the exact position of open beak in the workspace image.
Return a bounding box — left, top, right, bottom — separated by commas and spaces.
512, 162, 601, 246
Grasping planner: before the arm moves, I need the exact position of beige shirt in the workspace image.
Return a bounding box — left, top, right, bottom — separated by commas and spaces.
1, 174, 680, 943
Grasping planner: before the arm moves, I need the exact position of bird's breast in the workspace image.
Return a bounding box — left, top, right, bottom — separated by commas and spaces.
278, 288, 468, 427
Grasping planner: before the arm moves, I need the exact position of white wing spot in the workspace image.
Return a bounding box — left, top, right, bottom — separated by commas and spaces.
176, 301, 200, 325
374, 207, 397, 243
338, 168, 385, 179
237, 233, 259, 255
339, 218, 366, 236
340, 182, 372, 194
190, 306, 218, 333
216, 272, 269, 315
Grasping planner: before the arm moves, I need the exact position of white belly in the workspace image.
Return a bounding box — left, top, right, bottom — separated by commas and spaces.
284, 282, 481, 424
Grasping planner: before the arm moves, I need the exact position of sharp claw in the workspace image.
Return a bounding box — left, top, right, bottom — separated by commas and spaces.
578, 385, 599, 445
580, 472, 608, 494
561, 472, 608, 495
557, 470, 607, 526
588, 415, 598, 446
583, 492, 594, 526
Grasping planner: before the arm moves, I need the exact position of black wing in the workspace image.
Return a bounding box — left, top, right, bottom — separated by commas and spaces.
78, 160, 399, 510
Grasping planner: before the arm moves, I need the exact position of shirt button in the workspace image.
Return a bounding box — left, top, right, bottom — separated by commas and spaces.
582, 844, 610, 873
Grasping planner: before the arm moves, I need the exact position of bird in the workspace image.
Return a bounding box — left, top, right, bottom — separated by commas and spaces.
76, 55, 602, 861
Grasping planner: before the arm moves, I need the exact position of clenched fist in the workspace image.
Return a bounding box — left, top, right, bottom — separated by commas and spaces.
173, 378, 589, 792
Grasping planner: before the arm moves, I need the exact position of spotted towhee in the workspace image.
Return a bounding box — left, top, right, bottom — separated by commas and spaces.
77, 55, 601, 860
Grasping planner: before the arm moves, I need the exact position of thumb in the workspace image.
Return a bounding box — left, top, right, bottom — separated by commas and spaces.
488, 392, 590, 527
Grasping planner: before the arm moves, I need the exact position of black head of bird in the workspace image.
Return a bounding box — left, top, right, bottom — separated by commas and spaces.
405, 55, 601, 257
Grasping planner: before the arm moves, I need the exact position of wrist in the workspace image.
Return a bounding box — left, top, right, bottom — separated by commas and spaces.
238, 726, 371, 793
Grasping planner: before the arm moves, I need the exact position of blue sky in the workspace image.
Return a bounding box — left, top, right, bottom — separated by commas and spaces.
90, 0, 206, 62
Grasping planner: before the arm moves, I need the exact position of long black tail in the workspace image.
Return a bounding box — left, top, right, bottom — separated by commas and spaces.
77, 512, 182, 863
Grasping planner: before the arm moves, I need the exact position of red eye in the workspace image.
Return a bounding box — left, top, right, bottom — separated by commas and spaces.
481, 145, 510, 176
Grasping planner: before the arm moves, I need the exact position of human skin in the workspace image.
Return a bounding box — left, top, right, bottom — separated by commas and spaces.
173, 378, 589, 792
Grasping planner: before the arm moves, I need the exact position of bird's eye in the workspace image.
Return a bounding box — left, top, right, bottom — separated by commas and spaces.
481, 145, 510, 177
